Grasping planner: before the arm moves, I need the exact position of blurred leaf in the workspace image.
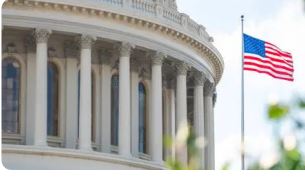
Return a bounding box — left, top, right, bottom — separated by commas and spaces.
268, 104, 289, 121
294, 119, 304, 129
298, 99, 305, 109
221, 162, 231, 170
163, 135, 173, 149
165, 158, 184, 170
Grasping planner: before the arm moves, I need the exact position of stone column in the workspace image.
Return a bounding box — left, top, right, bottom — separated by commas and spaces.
78, 35, 95, 151
130, 58, 140, 157
175, 62, 189, 165
169, 81, 176, 161
33, 29, 50, 146
118, 42, 133, 158
100, 49, 112, 153
150, 52, 165, 164
204, 81, 215, 170
193, 71, 206, 169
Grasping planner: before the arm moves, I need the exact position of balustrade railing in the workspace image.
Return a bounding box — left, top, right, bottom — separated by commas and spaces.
29, 0, 215, 44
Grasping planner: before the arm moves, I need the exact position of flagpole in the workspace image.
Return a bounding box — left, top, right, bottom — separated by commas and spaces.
241, 15, 245, 170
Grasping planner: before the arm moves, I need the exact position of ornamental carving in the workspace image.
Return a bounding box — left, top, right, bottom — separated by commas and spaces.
151, 51, 166, 66
24, 35, 36, 52
34, 28, 51, 43
139, 66, 150, 80
48, 47, 57, 58
130, 56, 140, 72
213, 91, 217, 107
64, 40, 79, 58
119, 42, 134, 57
193, 71, 206, 86
6, 43, 17, 53
79, 35, 95, 49
99, 48, 112, 65
176, 62, 190, 75
204, 80, 215, 97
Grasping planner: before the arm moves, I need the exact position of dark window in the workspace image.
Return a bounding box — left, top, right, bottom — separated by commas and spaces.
2, 58, 21, 134
138, 82, 147, 154
111, 74, 119, 146
47, 62, 59, 136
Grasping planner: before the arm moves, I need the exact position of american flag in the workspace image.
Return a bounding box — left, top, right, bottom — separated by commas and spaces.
243, 34, 294, 81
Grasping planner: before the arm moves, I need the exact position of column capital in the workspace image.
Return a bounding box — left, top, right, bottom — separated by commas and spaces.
194, 71, 206, 86
118, 42, 134, 57
79, 35, 96, 49
150, 51, 166, 66
33, 28, 51, 43
176, 62, 190, 75
204, 80, 215, 97
64, 40, 79, 58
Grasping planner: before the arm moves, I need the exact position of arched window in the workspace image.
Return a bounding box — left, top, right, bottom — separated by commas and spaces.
77, 71, 96, 142
111, 74, 119, 146
47, 62, 59, 136
2, 58, 21, 134
138, 82, 147, 154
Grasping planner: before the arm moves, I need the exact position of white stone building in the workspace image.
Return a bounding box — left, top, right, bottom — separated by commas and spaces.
1, 0, 224, 170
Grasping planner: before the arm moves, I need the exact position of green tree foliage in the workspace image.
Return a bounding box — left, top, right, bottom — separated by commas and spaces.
248, 97, 305, 170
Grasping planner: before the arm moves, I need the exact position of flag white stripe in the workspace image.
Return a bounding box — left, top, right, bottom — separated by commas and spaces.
244, 58, 294, 75
244, 65, 294, 80
265, 43, 292, 56
265, 49, 293, 63
245, 53, 294, 69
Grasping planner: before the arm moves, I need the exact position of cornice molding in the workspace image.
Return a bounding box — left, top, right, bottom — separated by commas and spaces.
3, 0, 223, 84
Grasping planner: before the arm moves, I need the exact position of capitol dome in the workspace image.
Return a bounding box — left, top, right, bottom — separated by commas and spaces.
2, 0, 223, 170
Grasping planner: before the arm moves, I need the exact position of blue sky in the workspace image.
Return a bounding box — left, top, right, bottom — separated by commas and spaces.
177, 0, 305, 169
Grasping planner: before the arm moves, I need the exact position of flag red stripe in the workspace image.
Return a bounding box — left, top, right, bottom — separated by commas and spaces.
265, 55, 294, 67
265, 42, 292, 55
265, 50, 293, 60
244, 68, 294, 81
244, 56, 294, 72
244, 61, 293, 77
245, 54, 293, 68
265, 47, 292, 59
